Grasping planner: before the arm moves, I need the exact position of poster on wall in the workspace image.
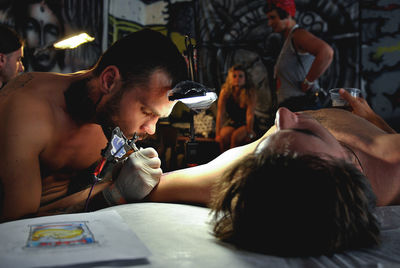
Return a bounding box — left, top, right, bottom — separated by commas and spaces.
0, 0, 103, 73
107, 0, 195, 54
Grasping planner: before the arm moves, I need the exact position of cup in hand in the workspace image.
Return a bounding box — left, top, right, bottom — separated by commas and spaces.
329, 88, 360, 109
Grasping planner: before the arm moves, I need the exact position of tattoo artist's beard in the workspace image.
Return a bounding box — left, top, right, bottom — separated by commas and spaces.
96, 87, 149, 140
96, 89, 122, 140
65, 80, 144, 140
64, 78, 121, 139
97, 99, 148, 141
136, 133, 149, 141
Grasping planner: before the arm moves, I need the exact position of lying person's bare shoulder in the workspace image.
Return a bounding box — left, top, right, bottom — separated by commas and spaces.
303, 108, 388, 141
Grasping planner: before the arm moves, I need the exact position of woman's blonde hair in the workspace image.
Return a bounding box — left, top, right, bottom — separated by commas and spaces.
221, 64, 255, 97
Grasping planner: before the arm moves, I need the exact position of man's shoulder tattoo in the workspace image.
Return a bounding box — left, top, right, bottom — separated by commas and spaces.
0, 73, 34, 97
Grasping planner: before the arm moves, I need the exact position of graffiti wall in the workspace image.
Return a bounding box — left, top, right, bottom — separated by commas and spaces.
107, 0, 195, 53
196, 0, 360, 132
361, 0, 400, 129
195, 0, 400, 130
0, 0, 399, 129
0, 0, 194, 73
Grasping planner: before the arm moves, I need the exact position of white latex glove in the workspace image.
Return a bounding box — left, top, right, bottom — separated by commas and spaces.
103, 147, 162, 205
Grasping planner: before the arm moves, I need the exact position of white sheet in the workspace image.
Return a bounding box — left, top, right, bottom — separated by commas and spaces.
101, 203, 400, 268
0, 210, 150, 267
1, 203, 399, 267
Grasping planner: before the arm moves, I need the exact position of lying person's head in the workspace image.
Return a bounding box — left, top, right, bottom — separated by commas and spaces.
211, 149, 380, 257
211, 107, 380, 256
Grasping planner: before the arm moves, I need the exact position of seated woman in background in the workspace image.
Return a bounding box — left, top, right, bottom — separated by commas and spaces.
215, 64, 256, 152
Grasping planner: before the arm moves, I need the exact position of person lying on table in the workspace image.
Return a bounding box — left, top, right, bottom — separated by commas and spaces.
147, 88, 398, 256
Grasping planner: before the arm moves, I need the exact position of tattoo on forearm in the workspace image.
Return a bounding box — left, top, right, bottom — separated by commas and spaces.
42, 202, 86, 216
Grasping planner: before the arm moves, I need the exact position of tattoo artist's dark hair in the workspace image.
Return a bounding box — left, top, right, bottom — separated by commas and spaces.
0, 24, 23, 54
211, 149, 380, 257
93, 28, 188, 90
264, 3, 290, 19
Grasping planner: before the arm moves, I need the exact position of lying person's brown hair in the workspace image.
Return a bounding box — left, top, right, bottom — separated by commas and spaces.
211, 150, 380, 257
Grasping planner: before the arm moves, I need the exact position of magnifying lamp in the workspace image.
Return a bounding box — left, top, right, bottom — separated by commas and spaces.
167, 35, 218, 166
168, 80, 217, 112
169, 35, 217, 113
168, 80, 217, 167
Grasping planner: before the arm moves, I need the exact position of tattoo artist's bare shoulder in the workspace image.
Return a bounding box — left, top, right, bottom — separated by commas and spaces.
0, 73, 34, 97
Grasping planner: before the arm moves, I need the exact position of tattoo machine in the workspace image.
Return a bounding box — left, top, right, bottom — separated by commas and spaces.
93, 126, 139, 182
85, 127, 138, 211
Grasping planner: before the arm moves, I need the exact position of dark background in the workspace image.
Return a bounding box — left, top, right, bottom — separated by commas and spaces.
0, 0, 399, 131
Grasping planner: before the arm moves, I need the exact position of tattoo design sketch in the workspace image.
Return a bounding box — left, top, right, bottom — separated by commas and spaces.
26, 221, 95, 248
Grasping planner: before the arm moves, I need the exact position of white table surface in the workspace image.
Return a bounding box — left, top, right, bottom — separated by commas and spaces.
99, 202, 400, 268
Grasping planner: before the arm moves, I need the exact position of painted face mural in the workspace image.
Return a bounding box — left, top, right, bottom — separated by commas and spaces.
25, 2, 63, 71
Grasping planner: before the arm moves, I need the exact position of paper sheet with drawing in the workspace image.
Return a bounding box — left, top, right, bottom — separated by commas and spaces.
0, 210, 150, 267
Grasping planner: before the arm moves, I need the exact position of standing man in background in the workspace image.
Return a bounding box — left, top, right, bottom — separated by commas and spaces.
0, 24, 24, 89
265, 0, 333, 111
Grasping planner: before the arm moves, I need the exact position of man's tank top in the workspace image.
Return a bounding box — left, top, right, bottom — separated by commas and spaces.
275, 24, 317, 104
